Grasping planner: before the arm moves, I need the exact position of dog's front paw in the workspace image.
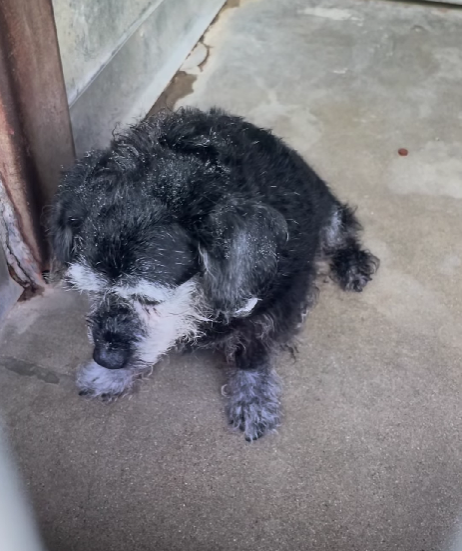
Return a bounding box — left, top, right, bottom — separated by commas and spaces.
76, 361, 136, 401
78, 388, 119, 402
227, 397, 280, 441
226, 368, 281, 441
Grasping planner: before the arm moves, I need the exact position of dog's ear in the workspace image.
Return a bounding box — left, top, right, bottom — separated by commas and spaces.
160, 108, 229, 163
197, 200, 288, 316
49, 195, 86, 264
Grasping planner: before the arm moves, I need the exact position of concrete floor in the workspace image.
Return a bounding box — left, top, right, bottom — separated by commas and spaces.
1, 0, 462, 549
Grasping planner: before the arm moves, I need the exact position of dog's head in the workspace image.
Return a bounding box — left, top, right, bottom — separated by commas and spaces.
50, 151, 287, 371
51, 181, 199, 369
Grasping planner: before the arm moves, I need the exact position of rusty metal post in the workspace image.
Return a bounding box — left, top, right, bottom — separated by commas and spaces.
0, 0, 75, 294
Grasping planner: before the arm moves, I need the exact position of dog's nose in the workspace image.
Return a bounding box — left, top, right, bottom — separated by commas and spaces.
93, 346, 130, 370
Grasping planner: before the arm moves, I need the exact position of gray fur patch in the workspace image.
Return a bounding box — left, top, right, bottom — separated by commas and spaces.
322, 208, 343, 250
226, 368, 281, 441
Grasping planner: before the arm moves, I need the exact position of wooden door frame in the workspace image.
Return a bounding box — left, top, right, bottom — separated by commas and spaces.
0, 0, 74, 296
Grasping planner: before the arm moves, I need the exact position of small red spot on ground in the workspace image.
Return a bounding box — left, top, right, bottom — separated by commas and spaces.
398, 148, 408, 156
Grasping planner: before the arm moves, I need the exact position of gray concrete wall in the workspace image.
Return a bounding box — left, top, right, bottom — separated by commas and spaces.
52, 0, 157, 105
52, 0, 225, 156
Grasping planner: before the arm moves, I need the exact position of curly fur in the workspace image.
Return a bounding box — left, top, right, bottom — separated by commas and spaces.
50, 107, 378, 440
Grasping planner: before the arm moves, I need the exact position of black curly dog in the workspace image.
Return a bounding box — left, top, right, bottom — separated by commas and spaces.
50, 108, 378, 440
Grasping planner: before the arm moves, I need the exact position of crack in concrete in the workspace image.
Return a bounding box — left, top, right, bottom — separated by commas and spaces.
148, 0, 257, 115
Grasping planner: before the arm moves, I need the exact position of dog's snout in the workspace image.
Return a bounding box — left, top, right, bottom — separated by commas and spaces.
93, 346, 130, 370
88, 294, 142, 370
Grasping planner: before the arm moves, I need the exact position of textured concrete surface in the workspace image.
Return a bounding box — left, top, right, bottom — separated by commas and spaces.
2, 0, 462, 550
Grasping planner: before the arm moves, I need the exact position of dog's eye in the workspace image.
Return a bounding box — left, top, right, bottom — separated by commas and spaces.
135, 296, 159, 306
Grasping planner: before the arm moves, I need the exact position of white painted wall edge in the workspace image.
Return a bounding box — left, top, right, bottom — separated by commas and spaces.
0, 247, 22, 325
0, 427, 47, 551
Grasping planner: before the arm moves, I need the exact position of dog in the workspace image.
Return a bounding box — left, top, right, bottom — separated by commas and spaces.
50, 107, 378, 440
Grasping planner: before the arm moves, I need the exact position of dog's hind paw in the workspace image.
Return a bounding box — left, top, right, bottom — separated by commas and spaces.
332, 248, 379, 292
226, 368, 281, 441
